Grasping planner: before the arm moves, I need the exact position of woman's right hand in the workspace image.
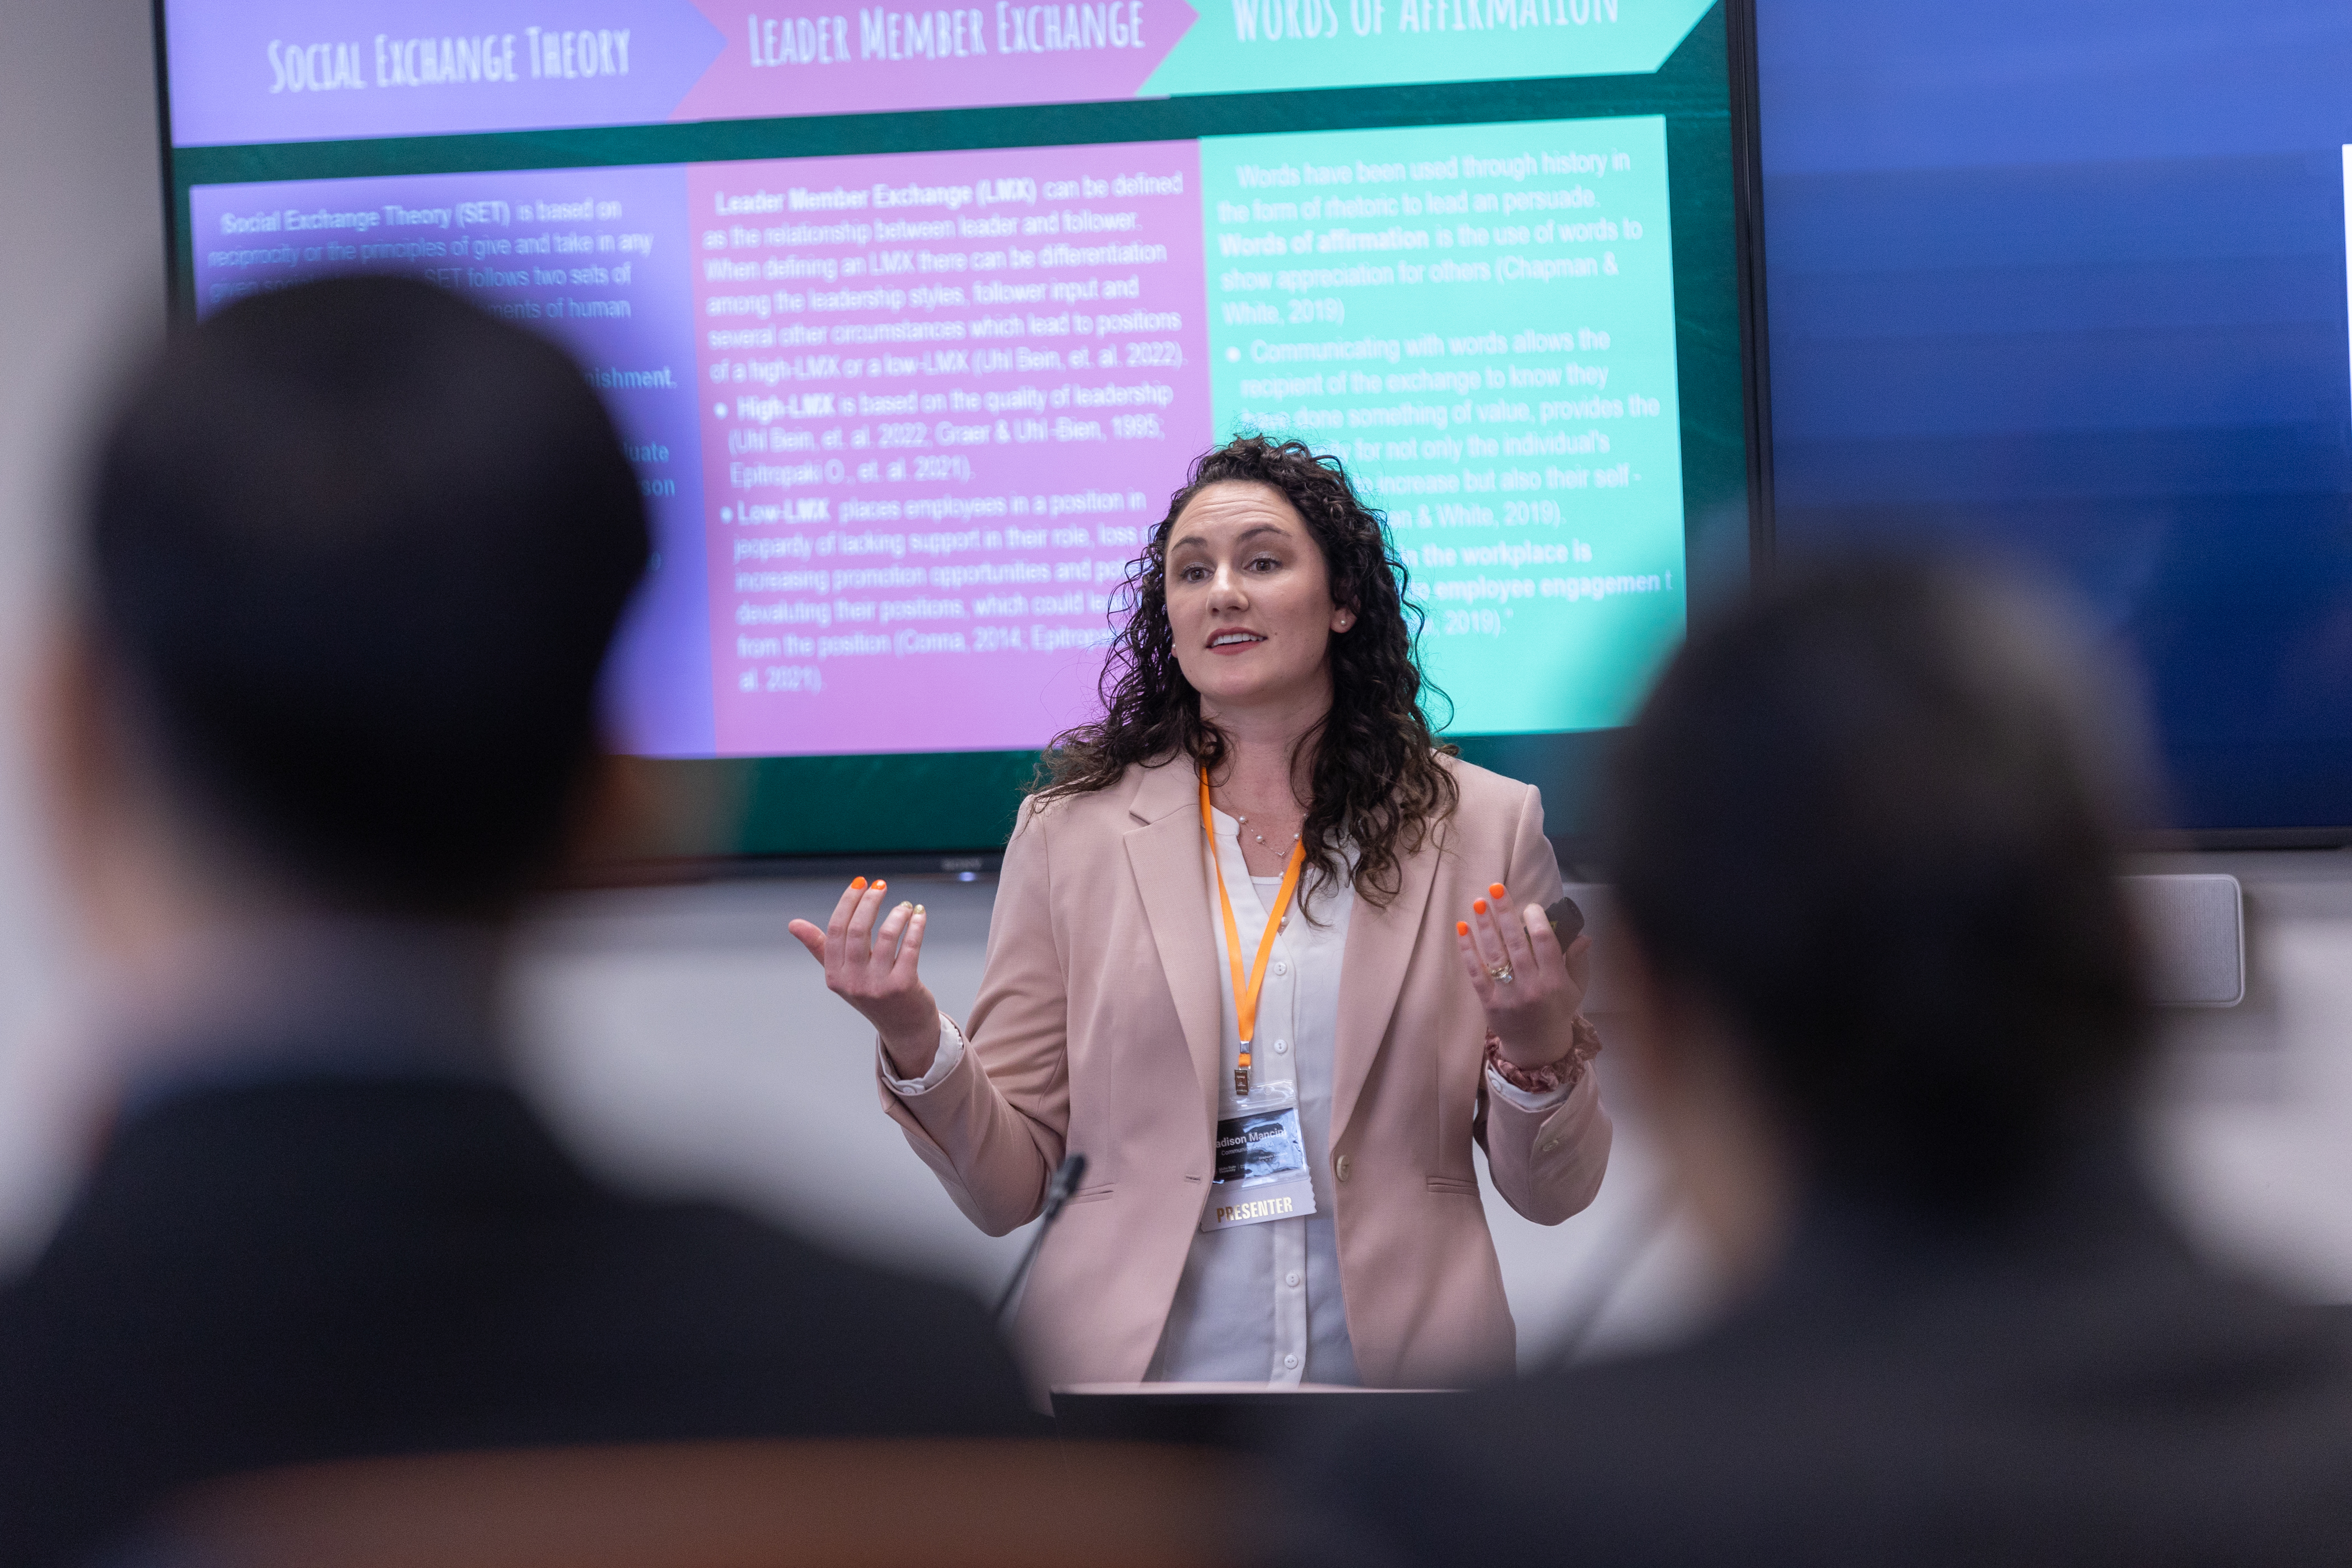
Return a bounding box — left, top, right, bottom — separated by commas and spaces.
787, 878, 945, 1079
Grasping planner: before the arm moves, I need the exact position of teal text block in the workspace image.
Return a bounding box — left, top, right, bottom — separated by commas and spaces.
1202, 115, 1686, 735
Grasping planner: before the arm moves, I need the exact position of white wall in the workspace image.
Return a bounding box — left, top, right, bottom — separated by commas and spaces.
2138, 852, 2352, 1304
6, 0, 2352, 1376
0, 0, 167, 1254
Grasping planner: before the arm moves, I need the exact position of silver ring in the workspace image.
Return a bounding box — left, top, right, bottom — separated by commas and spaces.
1487, 963, 1515, 984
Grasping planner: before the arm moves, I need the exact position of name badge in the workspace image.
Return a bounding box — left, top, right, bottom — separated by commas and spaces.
1201, 1105, 1318, 1231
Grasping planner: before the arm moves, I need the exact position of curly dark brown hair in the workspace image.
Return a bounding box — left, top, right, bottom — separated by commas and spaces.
1034, 435, 1458, 913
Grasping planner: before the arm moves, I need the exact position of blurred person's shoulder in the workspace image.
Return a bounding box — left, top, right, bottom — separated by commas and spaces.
0, 1075, 1031, 1554
1282, 1234, 2352, 1567
0, 1075, 1032, 1562
567, 1177, 1035, 1436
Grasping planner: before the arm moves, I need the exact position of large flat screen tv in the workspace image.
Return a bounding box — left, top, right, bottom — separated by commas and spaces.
157, 0, 1768, 870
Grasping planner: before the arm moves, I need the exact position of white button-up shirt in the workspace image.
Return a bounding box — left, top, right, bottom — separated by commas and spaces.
1151, 811, 1359, 1387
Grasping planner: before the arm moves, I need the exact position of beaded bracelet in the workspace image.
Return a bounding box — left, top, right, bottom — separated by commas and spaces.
1485, 1014, 1602, 1096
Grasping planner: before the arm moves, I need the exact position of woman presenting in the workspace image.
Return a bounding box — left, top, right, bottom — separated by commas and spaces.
790, 436, 1611, 1390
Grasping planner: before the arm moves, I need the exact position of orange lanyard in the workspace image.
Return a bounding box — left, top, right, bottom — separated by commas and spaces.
1200, 769, 1306, 1099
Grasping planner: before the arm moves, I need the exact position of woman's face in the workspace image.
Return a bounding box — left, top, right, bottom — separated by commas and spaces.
1164, 481, 1354, 716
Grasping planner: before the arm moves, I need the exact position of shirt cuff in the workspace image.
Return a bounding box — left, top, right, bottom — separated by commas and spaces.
880, 1014, 965, 1095
1485, 1063, 1575, 1113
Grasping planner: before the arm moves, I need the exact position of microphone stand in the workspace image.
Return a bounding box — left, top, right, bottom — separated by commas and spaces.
992, 1152, 1088, 1322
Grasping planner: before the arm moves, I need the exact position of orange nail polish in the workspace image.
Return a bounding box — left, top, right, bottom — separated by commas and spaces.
1472, 899, 1488, 915
1488, 883, 1508, 900
873, 880, 886, 892
1457, 921, 1471, 936
850, 877, 867, 891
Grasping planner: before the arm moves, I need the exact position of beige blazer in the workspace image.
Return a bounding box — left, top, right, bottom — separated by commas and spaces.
880, 752, 1611, 1391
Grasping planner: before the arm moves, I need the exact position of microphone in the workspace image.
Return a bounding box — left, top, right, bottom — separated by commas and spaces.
992, 1152, 1087, 1322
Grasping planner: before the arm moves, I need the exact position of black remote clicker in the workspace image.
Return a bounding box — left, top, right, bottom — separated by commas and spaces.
1545, 895, 1585, 946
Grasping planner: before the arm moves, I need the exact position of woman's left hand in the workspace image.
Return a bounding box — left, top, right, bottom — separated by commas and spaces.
1455, 882, 1590, 1070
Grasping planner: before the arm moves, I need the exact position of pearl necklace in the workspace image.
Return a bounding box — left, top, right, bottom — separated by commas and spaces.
1234, 814, 1301, 850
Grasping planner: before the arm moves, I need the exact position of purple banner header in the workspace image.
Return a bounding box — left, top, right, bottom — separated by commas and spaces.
164, 2, 726, 145
162, 0, 1195, 146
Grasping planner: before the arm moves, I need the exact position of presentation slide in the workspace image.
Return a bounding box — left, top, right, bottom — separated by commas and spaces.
161, 0, 1757, 857
190, 114, 1687, 758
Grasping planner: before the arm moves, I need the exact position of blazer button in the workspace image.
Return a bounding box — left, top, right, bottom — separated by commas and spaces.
1335, 1155, 1352, 1182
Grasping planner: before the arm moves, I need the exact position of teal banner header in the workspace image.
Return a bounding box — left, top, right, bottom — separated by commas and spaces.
1148, 0, 1711, 99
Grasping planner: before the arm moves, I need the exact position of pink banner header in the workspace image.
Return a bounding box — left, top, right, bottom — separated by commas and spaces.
675, 0, 1193, 121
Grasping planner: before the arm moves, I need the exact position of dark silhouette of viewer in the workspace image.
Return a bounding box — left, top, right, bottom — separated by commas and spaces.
0, 277, 1030, 1567
1286, 563, 2352, 1565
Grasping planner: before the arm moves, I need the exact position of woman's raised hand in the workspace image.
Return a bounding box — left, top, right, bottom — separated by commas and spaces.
787, 878, 946, 1078
1454, 881, 1591, 1070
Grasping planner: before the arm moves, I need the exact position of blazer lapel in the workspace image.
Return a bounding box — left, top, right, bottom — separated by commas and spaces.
1122, 759, 1224, 1136
1330, 818, 1444, 1153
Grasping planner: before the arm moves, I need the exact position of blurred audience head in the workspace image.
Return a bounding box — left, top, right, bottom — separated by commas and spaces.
1603, 559, 2153, 1243
58, 276, 647, 925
